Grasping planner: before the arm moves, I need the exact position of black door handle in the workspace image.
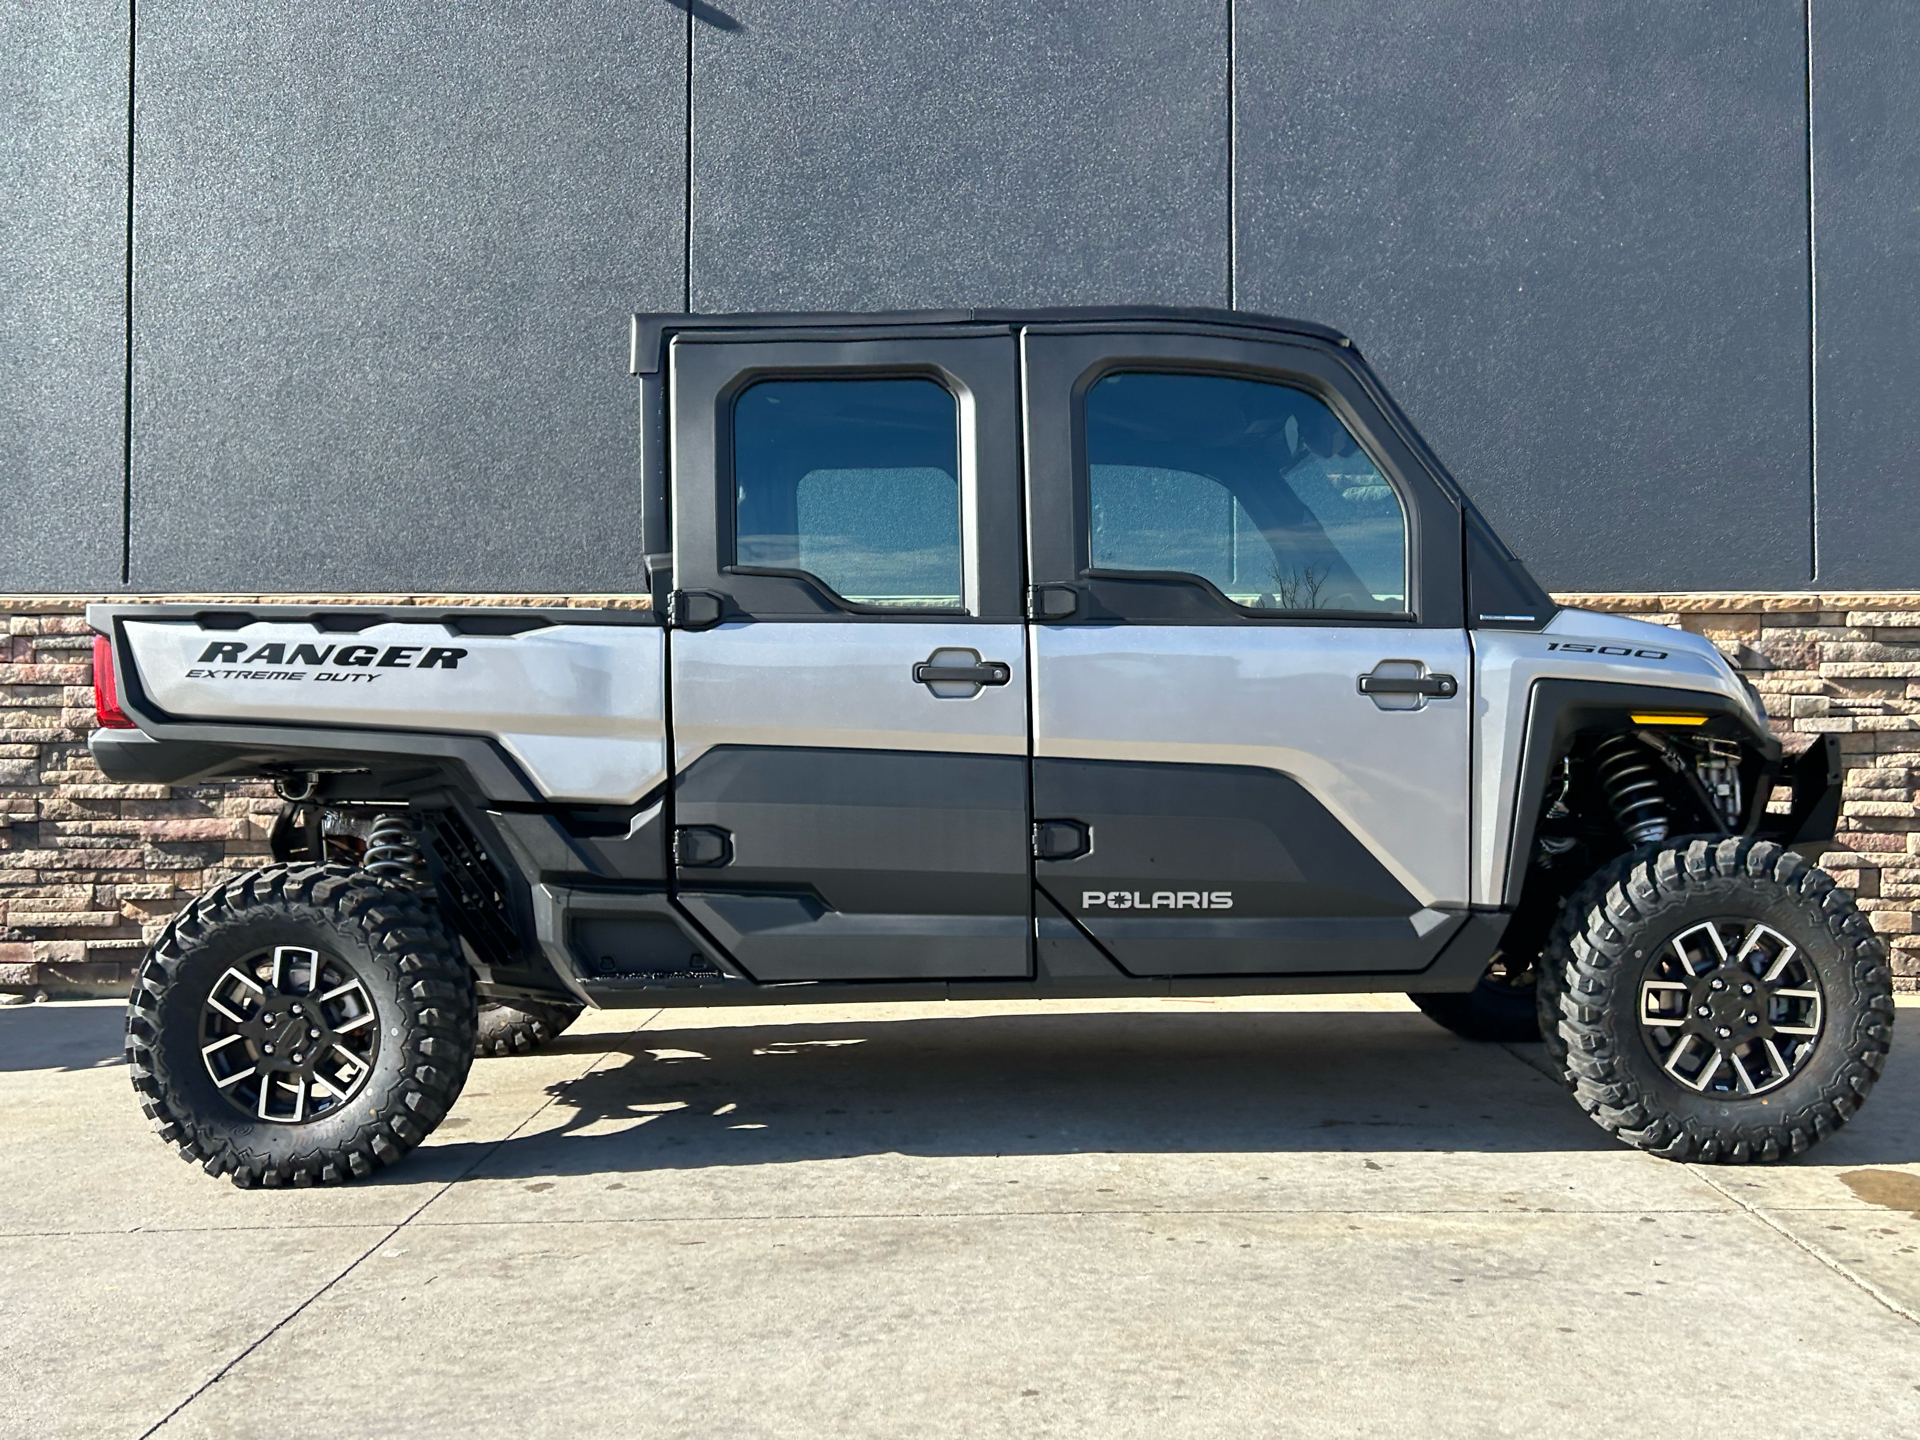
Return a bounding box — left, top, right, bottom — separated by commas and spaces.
1358, 672, 1458, 698
914, 660, 1011, 686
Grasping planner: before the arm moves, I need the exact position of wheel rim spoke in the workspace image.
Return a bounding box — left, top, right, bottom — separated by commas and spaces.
1757, 937, 1799, 984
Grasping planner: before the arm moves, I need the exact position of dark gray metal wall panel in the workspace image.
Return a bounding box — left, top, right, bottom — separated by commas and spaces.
1235, 2, 1813, 592
0, 3, 128, 592
129, 3, 685, 593
689, 0, 1228, 312
1810, 0, 1920, 588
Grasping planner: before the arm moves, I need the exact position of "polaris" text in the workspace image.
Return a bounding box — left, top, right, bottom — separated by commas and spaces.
1083, 891, 1233, 910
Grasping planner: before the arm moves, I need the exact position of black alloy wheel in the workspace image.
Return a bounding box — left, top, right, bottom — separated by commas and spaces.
198, 945, 381, 1124
1636, 919, 1822, 1097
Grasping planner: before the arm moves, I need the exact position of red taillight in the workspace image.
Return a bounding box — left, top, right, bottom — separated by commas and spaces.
92, 634, 137, 729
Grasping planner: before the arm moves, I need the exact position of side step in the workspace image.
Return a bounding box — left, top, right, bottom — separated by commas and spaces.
531, 886, 752, 1003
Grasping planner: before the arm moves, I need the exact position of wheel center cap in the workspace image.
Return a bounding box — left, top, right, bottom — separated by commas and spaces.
258, 1008, 313, 1065
1696, 968, 1764, 1038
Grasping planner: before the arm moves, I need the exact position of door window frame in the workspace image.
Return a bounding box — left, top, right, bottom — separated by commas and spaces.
670, 333, 1025, 623
1021, 327, 1464, 628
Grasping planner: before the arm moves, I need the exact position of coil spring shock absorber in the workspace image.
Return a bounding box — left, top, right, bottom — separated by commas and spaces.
363, 810, 429, 887
1594, 733, 1670, 845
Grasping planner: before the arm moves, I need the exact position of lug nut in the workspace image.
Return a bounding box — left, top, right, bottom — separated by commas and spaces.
1710, 979, 1725, 991
1717, 1027, 1731, 1038
1744, 1014, 1758, 1026
263, 1044, 274, 1054
1741, 984, 1755, 996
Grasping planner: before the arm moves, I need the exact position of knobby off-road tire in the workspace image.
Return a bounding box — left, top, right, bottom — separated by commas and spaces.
475, 998, 583, 1058
125, 863, 477, 1187
1410, 957, 1541, 1042
1539, 836, 1894, 1162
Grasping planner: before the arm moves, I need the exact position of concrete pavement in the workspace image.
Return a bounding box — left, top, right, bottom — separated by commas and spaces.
2, 993, 1915, 1439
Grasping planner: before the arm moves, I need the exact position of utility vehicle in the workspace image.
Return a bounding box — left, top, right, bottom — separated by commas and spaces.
91, 308, 1891, 1186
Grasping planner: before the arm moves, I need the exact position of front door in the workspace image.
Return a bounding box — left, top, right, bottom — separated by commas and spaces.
1020, 327, 1473, 976
666, 331, 1032, 981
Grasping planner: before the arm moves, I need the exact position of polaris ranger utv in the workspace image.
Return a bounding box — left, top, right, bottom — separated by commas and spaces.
91, 308, 1892, 1187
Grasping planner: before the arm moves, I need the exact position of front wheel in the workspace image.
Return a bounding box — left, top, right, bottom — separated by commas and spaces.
125, 864, 477, 1187
1542, 838, 1895, 1163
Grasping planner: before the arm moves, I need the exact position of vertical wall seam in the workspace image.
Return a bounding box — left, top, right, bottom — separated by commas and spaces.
1226, 0, 1236, 310
120, 0, 135, 585
682, 3, 694, 314
1806, 0, 1819, 583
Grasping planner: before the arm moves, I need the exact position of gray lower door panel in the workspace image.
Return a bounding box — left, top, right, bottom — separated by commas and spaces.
1033, 756, 1457, 976
673, 745, 1031, 980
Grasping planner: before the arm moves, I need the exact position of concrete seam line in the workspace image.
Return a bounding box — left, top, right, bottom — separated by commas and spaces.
139, 1038, 634, 1436
1687, 1165, 1920, 1328
136, 1223, 400, 1439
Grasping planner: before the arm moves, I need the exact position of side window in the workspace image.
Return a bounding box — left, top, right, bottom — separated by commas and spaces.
1084, 372, 1408, 614
733, 377, 963, 610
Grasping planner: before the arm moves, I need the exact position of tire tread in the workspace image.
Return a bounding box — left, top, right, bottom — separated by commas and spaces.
124, 862, 476, 1188
1538, 837, 1895, 1163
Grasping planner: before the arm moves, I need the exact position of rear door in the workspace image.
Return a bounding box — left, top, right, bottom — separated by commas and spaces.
666, 331, 1032, 982
1021, 326, 1471, 976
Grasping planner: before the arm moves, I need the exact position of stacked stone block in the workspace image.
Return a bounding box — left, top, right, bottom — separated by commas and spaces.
2, 593, 1916, 995
0, 600, 276, 993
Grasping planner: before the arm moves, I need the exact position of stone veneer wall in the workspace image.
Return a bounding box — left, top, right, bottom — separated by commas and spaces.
2, 592, 1915, 995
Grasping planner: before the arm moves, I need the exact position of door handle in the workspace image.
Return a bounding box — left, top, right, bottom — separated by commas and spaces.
1358, 673, 1457, 698
914, 647, 1011, 697
914, 660, 1011, 686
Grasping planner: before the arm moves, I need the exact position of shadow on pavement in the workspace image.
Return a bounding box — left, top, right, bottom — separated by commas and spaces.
13, 999, 1910, 1173
425, 1006, 1912, 1179
0, 1001, 125, 1073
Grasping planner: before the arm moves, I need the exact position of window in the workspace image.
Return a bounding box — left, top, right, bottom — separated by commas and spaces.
733, 377, 963, 609
1084, 372, 1408, 613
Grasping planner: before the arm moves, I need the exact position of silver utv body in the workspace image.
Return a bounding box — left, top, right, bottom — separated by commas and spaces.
90, 308, 1794, 1010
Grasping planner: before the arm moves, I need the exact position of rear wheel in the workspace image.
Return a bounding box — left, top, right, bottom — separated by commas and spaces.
1409, 955, 1541, 1042
1542, 837, 1895, 1162
475, 998, 584, 1058
125, 864, 476, 1187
